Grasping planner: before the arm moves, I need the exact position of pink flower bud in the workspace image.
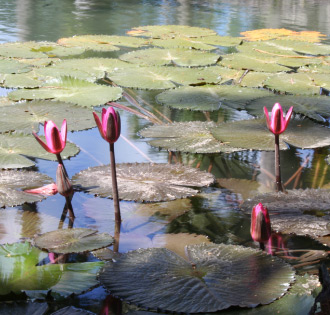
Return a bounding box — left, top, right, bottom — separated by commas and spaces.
264, 103, 293, 135
250, 203, 272, 243
56, 164, 73, 197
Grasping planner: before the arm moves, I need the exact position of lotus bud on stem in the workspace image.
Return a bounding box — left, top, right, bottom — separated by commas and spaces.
250, 203, 271, 250
264, 103, 293, 192
93, 105, 121, 223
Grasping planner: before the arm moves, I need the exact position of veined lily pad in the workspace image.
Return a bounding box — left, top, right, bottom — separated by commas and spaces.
0, 242, 103, 297
139, 121, 242, 154
108, 66, 221, 89
0, 302, 48, 315
119, 48, 220, 67
246, 95, 330, 122
99, 243, 295, 313
0, 58, 32, 74
211, 118, 330, 151
127, 25, 216, 38
73, 163, 215, 202
8, 76, 122, 107
151, 38, 218, 50
34, 228, 114, 254
0, 72, 43, 89
239, 71, 275, 88
156, 85, 272, 111
0, 100, 95, 134
0, 133, 79, 169
0, 170, 52, 207
51, 306, 96, 315
58, 35, 148, 51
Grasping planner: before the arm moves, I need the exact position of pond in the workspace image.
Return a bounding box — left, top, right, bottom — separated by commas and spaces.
0, 0, 330, 314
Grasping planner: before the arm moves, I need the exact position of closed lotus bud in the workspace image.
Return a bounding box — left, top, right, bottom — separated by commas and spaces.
56, 164, 73, 197
250, 203, 271, 243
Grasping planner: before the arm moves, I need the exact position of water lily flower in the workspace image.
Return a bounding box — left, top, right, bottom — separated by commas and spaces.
33, 120, 67, 154
263, 103, 293, 135
93, 107, 121, 143
56, 164, 73, 197
250, 203, 271, 250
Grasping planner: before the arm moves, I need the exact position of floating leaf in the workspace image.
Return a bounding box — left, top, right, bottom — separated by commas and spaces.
151, 38, 217, 50
73, 163, 215, 202
0, 301, 48, 315
0, 72, 43, 88
58, 35, 148, 51
8, 76, 122, 107
0, 170, 52, 207
99, 243, 295, 313
156, 85, 272, 111
34, 228, 114, 254
0, 59, 32, 74
0, 100, 95, 134
211, 118, 330, 151
119, 48, 220, 67
139, 121, 242, 154
50, 306, 96, 315
127, 25, 216, 38
239, 71, 275, 88
246, 95, 330, 122
108, 66, 221, 89
0, 133, 79, 169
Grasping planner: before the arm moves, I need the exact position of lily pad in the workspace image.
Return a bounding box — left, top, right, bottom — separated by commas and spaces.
119, 48, 220, 67
0, 242, 104, 297
246, 95, 330, 122
239, 71, 275, 88
34, 228, 114, 254
211, 118, 330, 151
99, 243, 295, 313
73, 163, 215, 202
108, 66, 221, 90
151, 38, 218, 50
0, 302, 48, 315
0, 72, 43, 89
0, 59, 32, 74
8, 76, 122, 108
156, 85, 272, 111
50, 306, 96, 315
0, 170, 53, 207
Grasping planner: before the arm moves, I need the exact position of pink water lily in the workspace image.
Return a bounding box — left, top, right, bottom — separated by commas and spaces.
263, 103, 293, 135
93, 106, 121, 144
250, 203, 271, 245
33, 120, 67, 154
24, 183, 58, 196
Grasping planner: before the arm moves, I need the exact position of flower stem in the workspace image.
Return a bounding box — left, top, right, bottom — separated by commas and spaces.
274, 134, 283, 192
110, 143, 121, 223
56, 153, 68, 177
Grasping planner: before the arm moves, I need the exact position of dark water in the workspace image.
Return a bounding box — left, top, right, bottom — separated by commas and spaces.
0, 0, 330, 313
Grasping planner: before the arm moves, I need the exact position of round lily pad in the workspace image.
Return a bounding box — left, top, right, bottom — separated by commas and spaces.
99, 243, 295, 313
0, 72, 43, 89
0, 302, 49, 315
139, 121, 242, 154
0, 170, 53, 207
0, 58, 32, 74
34, 228, 114, 254
73, 163, 215, 202
50, 306, 96, 315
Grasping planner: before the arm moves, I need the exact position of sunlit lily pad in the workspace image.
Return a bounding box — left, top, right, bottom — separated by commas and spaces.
0, 133, 79, 169
156, 85, 272, 111
127, 25, 216, 38
211, 118, 330, 151
119, 48, 220, 67
34, 228, 114, 254
246, 95, 330, 122
58, 35, 148, 51
239, 71, 275, 88
108, 66, 221, 89
0, 58, 32, 74
0, 242, 104, 297
139, 121, 242, 154
8, 76, 122, 107
99, 243, 295, 313
151, 38, 218, 50
73, 163, 215, 202
0, 72, 43, 88
0, 209, 60, 244
0, 170, 52, 207
0, 100, 94, 134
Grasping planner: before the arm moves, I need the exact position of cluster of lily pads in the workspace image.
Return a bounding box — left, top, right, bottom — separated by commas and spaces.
0, 25, 329, 314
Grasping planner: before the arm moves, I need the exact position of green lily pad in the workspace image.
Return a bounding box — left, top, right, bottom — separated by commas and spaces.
34, 228, 114, 254
73, 163, 215, 202
156, 85, 272, 111
127, 25, 216, 38
246, 95, 330, 122
119, 48, 220, 67
151, 38, 217, 50
99, 243, 295, 313
0, 209, 60, 244
0, 133, 79, 169
0, 97, 15, 107
108, 66, 221, 89
0, 100, 95, 134
8, 76, 122, 107
0, 301, 49, 315
239, 71, 275, 88
139, 121, 242, 154
0, 242, 103, 297
58, 35, 148, 51
0, 41, 85, 59
0, 59, 32, 74
211, 118, 330, 151
0, 72, 43, 88
50, 306, 96, 315
0, 170, 53, 207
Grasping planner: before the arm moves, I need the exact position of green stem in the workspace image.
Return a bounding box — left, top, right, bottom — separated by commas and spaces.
110, 143, 121, 223
56, 153, 68, 177
274, 134, 283, 192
